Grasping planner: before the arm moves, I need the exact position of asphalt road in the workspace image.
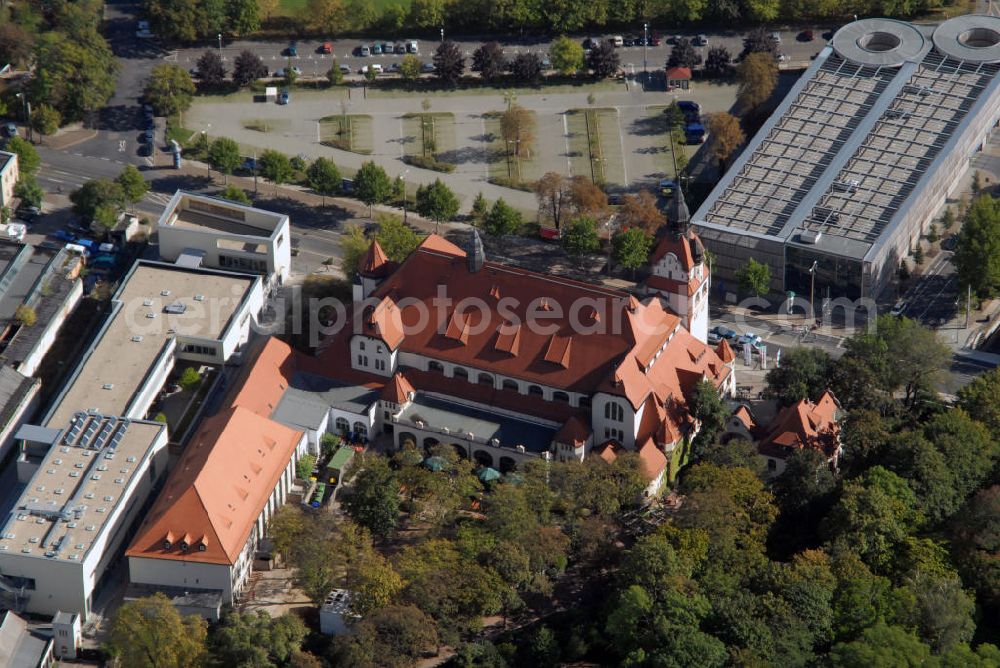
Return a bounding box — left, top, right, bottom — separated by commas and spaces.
899, 248, 960, 328
165, 29, 828, 80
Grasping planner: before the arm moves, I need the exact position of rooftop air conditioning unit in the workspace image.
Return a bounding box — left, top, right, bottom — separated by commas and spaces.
800, 229, 823, 244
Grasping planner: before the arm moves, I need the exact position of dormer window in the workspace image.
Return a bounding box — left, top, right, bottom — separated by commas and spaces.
163, 540, 172, 550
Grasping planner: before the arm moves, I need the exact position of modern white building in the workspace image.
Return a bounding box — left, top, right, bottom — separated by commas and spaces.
0, 151, 19, 209
0, 415, 169, 619
156, 191, 292, 286
0, 260, 264, 621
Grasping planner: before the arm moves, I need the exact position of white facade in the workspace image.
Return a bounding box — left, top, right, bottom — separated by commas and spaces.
648, 249, 710, 345
0, 151, 19, 209
127, 432, 305, 613
157, 191, 291, 285
0, 425, 169, 620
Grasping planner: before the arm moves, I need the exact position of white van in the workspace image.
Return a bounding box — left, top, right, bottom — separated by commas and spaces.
609, 35, 624, 48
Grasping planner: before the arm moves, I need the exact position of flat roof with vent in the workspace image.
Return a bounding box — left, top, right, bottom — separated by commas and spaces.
0, 415, 164, 563
44, 261, 258, 427
694, 15, 1000, 263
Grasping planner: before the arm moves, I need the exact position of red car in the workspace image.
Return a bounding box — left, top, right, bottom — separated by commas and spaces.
648, 33, 661, 46
321, 41, 333, 53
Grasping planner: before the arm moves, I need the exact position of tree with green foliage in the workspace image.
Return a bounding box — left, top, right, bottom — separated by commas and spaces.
326, 61, 344, 86
562, 217, 600, 259
343, 457, 400, 537
737, 52, 778, 112
958, 366, 1000, 432
823, 467, 922, 576
350, 553, 403, 615
471, 192, 489, 226
764, 347, 832, 405
829, 622, 932, 667
415, 179, 460, 229
339, 224, 370, 281
14, 178, 44, 209
219, 185, 251, 205
208, 610, 307, 667
70, 178, 123, 222
6, 137, 40, 177
233, 50, 268, 87
227, 0, 261, 35
258, 149, 293, 193
549, 35, 584, 75
143, 64, 196, 117
612, 227, 653, 277
374, 215, 421, 261
30, 103, 61, 139
941, 206, 955, 231
689, 378, 728, 456
354, 161, 393, 216
179, 366, 202, 391
483, 198, 523, 241
953, 485, 1000, 609
954, 194, 1000, 297
92, 204, 119, 234
116, 164, 148, 213
735, 257, 771, 296
306, 157, 341, 205
667, 38, 702, 69
510, 52, 543, 83
206, 138, 241, 182
705, 46, 733, 78
399, 54, 422, 83
330, 605, 439, 667
107, 593, 207, 668
31, 32, 118, 123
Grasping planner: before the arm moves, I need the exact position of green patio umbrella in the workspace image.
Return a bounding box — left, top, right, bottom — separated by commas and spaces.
478, 467, 501, 483
424, 456, 446, 472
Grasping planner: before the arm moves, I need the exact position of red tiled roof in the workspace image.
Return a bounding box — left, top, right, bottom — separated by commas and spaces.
733, 404, 757, 431
638, 437, 668, 482
665, 66, 692, 80
359, 240, 391, 278
716, 339, 735, 364
229, 338, 298, 417
362, 296, 405, 349
645, 274, 700, 296
759, 390, 840, 459
650, 231, 696, 268
126, 407, 303, 565
381, 372, 414, 403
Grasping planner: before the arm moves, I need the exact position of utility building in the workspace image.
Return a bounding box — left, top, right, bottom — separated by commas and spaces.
693, 16, 1000, 300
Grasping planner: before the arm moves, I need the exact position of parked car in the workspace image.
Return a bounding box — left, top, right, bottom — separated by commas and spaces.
387, 62, 400, 73
799, 28, 814, 41
942, 234, 959, 251
277, 90, 290, 105
359, 44, 370, 57
693, 34, 708, 46
2, 123, 16, 138
684, 123, 707, 144
676, 100, 701, 122
541, 57, 552, 70
339, 64, 351, 74
406, 40, 419, 53
624, 35, 640, 46
284, 41, 297, 57
777, 52, 788, 62
143, 128, 155, 144
273, 66, 302, 77
371, 43, 383, 55
771, 31, 782, 45
320, 41, 333, 54
381, 41, 394, 54
659, 179, 677, 194
137, 20, 150, 31
737, 332, 762, 348
421, 62, 436, 72
395, 43, 407, 54
51, 229, 76, 243
360, 64, 383, 74
647, 33, 661, 46
890, 301, 908, 317
242, 156, 258, 171
608, 35, 624, 48
669, 34, 683, 45
711, 325, 738, 341
17, 205, 40, 220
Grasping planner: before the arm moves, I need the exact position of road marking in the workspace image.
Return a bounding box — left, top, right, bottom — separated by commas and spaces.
316, 121, 320, 143
615, 106, 628, 186
100, 157, 110, 161
119, 140, 126, 152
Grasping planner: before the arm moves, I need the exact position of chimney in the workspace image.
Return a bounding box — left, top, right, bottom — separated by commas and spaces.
467, 229, 485, 273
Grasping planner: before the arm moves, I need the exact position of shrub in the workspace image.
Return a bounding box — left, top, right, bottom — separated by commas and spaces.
178, 367, 201, 391
401, 154, 456, 173
296, 454, 316, 479
14, 305, 36, 327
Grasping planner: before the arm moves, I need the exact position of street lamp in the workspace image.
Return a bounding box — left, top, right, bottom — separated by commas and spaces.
202, 124, 211, 176
440, 27, 444, 43
400, 168, 410, 224
808, 260, 818, 324
15, 93, 31, 142
218, 33, 222, 51
643, 23, 648, 82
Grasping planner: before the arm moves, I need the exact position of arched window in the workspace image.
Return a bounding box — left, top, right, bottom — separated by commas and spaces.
453, 367, 469, 381
502, 379, 519, 392
528, 385, 543, 397
553, 391, 569, 403
478, 373, 494, 386
428, 361, 444, 373
352, 421, 367, 436
335, 417, 350, 433
604, 401, 624, 422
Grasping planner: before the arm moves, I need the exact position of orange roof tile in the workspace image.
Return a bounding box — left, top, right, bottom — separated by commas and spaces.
126, 407, 303, 566
362, 296, 405, 349
650, 231, 696, 268
381, 372, 415, 403
716, 338, 735, 364
637, 438, 668, 482
597, 442, 619, 464
665, 66, 692, 79
494, 321, 521, 356
760, 391, 841, 458
733, 404, 757, 431
229, 338, 297, 417
645, 273, 701, 297
359, 240, 391, 277
418, 234, 465, 256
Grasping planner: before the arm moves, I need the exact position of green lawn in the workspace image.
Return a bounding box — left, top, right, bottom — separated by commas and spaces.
241, 118, 291, 133
482, 111, 541, 189
400, 112, 455, 158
